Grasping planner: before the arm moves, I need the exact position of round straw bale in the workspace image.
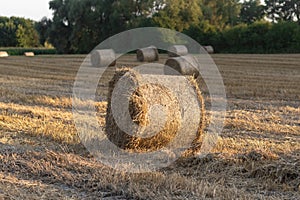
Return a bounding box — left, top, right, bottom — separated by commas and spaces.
91, 49, 116, 67
203, 46, 214, 54
168, 45, 188, 57
0, 51, 9, 58
137, 46, 159, 62
24, 52, 35, 57
165, 55, 199, 77
105, 68, 205, 152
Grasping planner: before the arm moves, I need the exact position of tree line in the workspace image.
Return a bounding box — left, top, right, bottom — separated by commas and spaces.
0, 17, 40, 47
1, 0, 300, 53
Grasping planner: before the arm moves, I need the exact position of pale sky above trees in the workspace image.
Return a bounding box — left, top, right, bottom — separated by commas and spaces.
0, 0, 266, 21
0, 0, 52, 21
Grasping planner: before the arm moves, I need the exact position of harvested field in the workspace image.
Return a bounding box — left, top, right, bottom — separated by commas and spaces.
0, 54, 299, 199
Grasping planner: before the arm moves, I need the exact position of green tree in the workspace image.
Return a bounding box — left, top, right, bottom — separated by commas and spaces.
265, 22, 300, 52
16, 20, 40, 47
0, 17, 18, 46
48, 0, 157, 53
243, 21, 271, 52
183, 20, 218, 45
202, 0, 241, 29
35, 17, 52, 46
220, 21, 272, 53
153, 0, 203, 32
66, 0, 103, 53
0, 16, 40, 47
265, 0, 300, 24
240, 0, 265, 24
48, 0, 73, 53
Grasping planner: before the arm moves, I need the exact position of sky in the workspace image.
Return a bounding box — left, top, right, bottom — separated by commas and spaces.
0, 0, 266, 22
0, 0, 53, 21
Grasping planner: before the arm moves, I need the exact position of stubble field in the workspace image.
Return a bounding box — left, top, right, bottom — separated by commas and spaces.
0, 54, 299, 199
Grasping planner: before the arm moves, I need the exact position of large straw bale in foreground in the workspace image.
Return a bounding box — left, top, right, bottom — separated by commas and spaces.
105, 68, 205, 152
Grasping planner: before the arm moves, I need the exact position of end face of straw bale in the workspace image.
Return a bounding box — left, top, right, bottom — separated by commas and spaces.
24, 52, 35, 57
0, 51, 9, 58
137, 46, 159, 62
165, 56, 199, 78
168, 45, 188, 57
91, 49, 116, 67
203, 46, 214, 54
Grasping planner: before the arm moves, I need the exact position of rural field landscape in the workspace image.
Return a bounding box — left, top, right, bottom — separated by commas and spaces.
0, 54, 299, 199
